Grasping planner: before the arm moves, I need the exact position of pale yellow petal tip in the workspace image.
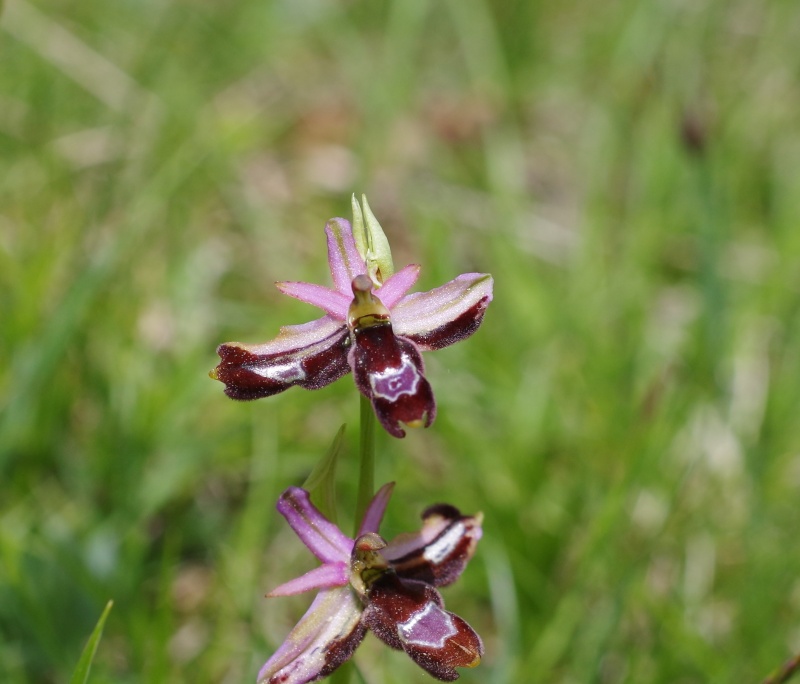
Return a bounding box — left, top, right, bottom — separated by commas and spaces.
208, 368, 219, 380
402, 418, 426, 430
466, 655, 482, 668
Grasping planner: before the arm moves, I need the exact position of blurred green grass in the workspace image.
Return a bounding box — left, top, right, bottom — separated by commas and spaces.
2, 0, 800, 682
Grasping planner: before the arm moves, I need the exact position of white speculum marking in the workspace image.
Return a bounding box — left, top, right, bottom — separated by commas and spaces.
252, 361, 306, 382
369, 358, 420, 401
398, 602, 457, 649
423, 522, 466, 564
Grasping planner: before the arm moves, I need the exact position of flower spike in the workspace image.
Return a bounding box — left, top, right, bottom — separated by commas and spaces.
213, 202, 493, 437
257, 485, 483, 684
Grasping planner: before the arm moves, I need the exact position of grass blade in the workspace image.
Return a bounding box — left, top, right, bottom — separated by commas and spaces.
69, 600, 113, 684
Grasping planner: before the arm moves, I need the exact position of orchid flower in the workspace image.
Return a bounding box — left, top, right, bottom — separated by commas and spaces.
211, 202, 493, 438
258, 485, 484, 683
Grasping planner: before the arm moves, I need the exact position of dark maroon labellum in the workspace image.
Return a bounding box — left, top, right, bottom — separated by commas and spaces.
362, 573, 483, 681
349, 322, 435, 438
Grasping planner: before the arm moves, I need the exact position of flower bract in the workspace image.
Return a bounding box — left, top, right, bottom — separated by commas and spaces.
257, 485, 484, 683
211, 215, 493, 437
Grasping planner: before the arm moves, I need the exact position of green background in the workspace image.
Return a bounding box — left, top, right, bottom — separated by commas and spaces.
2, 0, 800, 682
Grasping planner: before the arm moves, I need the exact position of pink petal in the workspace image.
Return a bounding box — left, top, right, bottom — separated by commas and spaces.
212, 316, 350, 400
376, 264, 421, 309
276, 281, 350, 320
392, 273, 493, 351
257, 587, 366, 684
277, 487, 353, 564
357, 482, 396, 536
326, 218, 367, 295
268, 562, 349, 597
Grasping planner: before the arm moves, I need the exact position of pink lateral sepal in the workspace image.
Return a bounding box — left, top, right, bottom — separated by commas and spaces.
267, 562, 349, 597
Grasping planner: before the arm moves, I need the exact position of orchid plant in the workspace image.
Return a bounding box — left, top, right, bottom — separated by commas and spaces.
212, 196, 492, 682
211, 196, 493, 438
259, 485, 483, 684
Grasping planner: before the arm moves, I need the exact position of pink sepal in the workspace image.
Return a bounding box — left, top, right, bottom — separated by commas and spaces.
276, 281, 350, 320
268, 562, 349, 597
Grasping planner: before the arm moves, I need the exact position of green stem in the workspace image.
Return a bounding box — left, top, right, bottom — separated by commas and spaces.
354, 394, 376, 536
328, 400, 375, 683
761, 652, 800, 684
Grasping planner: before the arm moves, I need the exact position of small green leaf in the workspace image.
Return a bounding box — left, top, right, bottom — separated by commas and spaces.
360, 194, 395, 281
350, 194, 395, 284
351, 194, 367, 263
69, 600, 113, 684
303, 424, 346, 523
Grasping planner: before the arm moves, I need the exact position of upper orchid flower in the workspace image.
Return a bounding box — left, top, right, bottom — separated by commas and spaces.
258, 485, 484, 683
211, 198, 493, 437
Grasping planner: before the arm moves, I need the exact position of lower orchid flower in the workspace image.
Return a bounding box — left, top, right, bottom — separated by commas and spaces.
211, 203, 493, 438
258, 485, 484, 683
